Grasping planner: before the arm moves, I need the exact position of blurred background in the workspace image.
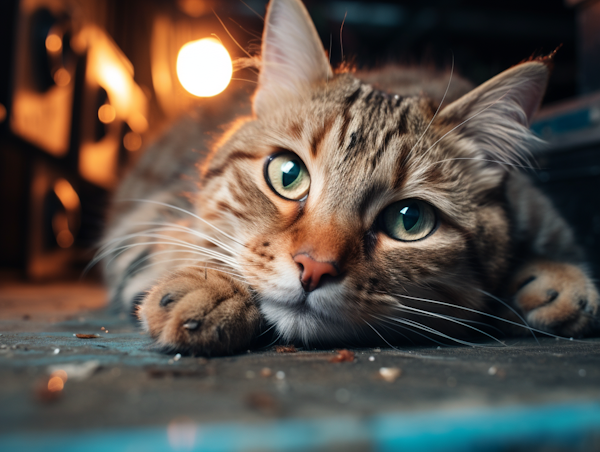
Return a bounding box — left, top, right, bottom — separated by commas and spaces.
0, 0, 599, 285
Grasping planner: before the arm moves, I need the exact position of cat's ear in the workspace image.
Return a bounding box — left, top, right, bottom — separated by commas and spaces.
253, 0, 333, 115
438, 59, 551, 165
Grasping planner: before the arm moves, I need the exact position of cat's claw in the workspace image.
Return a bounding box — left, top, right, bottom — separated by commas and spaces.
138, 268, 262, 356
512, 261, 599, 337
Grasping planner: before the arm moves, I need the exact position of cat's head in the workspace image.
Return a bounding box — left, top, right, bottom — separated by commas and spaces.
199, 0, 550, 345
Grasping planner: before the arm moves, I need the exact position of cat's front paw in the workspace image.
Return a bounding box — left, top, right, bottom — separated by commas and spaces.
138, 268, 262, 356
511, 261, 599, 337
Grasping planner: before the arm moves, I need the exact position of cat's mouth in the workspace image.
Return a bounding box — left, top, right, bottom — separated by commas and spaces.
261, 279, 347, 318
259, 286, 357, 344
298, 276, 341, 305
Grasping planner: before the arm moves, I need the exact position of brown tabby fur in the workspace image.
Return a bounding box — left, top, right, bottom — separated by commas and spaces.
100, 0, 599, 355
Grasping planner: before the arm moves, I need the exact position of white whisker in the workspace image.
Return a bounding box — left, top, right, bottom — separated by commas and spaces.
121, 199, 246, 247
393, 292, 577, 343
422, 90, 512, 156
476, 289, 540, 344
390, 303, 504, 345
408, 55, 454, 155
379, 314, 491, 347
257, 322, 277, 338
375, 315, 445, 346
96, 239, 240, 269
430, 157, 537, 171
99, 224, 239, 257
131, 259, 247, 283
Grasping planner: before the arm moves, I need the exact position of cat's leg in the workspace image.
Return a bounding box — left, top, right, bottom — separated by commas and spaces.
506, 172, 599, 336
138, 267, 262, 355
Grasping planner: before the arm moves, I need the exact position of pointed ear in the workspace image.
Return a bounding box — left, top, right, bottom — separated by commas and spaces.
253, 0, 333, 115
438, 60, 550, 165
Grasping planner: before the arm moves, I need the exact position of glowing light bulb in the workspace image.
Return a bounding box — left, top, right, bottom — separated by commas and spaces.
176, 38, 232, 97
46, 34, 62, 52
98, 104, 116, 124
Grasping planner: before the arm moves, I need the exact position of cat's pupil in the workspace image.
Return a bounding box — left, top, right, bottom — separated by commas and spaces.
401, 203, 420, 231
281, 160, 300, 188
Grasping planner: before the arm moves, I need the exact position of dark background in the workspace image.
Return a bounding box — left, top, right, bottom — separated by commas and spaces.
0, 0, 599, 282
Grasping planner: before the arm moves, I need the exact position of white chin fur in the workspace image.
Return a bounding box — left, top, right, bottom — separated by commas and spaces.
258, 283, 354, 344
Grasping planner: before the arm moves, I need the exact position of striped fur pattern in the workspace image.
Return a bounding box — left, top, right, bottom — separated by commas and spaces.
100, 0, 599, 355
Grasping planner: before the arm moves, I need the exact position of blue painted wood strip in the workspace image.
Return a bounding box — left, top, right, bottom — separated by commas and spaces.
1, 401, 599, 451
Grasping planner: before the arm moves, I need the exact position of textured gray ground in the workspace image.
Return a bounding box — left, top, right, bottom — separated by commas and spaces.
1, 283, 600, 438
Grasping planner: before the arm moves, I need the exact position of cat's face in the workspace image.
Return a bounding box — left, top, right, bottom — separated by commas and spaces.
197, 0, 549, 345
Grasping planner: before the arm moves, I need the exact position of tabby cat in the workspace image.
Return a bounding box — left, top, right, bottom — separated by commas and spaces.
101, 0, 599, 355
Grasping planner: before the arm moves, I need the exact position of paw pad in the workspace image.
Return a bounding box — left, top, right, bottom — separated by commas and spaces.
512, 261, 599, 336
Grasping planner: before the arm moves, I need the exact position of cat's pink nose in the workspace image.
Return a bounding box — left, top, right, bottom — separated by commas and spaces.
293, 253, 339, 292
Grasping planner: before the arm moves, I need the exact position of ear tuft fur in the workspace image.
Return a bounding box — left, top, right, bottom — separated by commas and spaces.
438, 60, 551, 168
253, 0, 333, 115
521, 46, 561, 72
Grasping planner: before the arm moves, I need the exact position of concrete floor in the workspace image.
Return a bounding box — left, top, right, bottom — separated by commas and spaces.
1, 282, 600, 451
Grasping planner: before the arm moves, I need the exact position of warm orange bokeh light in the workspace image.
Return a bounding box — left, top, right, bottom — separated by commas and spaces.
98, 104, 116, 124
56, 230, 74, 248
47, 376, 64, 392
128, 112, 148, 134
53, 68, 71, 87
176, 38, 232, 97
45, 34, 62, 52
53, 179, 80, 248
54, 179, 80, 211
123, 132, 142, 151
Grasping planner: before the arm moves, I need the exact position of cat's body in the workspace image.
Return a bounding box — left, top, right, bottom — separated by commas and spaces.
101, 0, 599, 355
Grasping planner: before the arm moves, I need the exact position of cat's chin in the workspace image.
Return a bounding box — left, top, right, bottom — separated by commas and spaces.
258, 288, 358, 344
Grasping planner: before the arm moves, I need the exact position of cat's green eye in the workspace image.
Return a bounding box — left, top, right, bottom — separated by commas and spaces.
381, 199, 437, 241
264, 152, 310, 201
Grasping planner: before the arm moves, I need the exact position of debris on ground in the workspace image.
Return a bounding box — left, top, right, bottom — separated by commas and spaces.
245, 392, 280, 415
145, 367, 207, 378
74, 334, 100, 339
329, 349, 355, 363
487, 365, 506, 378
275, 345, 297, 353
378, 367, 402, 382
260, 367, 273, 377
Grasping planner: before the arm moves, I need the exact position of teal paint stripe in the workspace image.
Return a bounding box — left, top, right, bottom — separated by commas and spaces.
371, 402, 600, 452
1, 402, 600, 452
